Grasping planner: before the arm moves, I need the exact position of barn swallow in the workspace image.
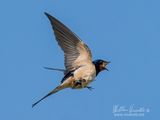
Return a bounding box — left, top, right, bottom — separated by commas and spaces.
32, 12, 110, 107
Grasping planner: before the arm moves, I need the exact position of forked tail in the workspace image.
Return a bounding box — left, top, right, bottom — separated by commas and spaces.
32, 85, 65, 108
44, 67, 65, 72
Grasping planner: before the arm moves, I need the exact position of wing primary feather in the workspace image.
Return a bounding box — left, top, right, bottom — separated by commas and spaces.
44, 12, 93, 72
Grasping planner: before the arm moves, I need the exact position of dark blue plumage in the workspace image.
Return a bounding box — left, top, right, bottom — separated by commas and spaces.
93, 59, 110, 76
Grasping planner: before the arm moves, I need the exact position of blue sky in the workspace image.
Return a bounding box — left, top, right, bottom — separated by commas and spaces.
0, 0, 160, 120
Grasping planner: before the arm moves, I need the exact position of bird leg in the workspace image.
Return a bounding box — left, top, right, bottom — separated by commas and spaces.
74, 80, 82, 86
86, 86, 94, 91
73, 79, 87, 88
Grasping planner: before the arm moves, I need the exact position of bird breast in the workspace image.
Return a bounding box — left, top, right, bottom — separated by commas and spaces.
73, 64, 96, 83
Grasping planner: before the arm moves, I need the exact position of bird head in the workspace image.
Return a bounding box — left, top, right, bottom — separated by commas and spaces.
93, 59, 110, 75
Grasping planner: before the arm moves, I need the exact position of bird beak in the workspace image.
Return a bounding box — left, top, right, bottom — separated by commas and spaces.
104, 68, 109, 71
104, 61, 110, 71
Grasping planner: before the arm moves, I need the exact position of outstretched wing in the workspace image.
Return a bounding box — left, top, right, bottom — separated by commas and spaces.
45, 12, 92, 73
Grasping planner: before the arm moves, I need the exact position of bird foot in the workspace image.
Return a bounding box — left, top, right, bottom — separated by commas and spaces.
74, 80, 82, 86
86, 86, 94, 91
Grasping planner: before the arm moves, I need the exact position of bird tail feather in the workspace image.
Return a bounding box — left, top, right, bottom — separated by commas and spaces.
32, 85, 65, 108
44, 67, 65, 72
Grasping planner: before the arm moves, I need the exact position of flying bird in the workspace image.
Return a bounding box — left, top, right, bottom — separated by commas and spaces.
32, 12, 110, 107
